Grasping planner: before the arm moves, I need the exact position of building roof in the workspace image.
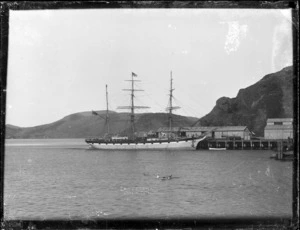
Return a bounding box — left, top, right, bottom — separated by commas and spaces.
265, 125, 293, 130
215, 126, 248, 132
157, 127, 181, 132
181, 126, 248, 132
181, 126, 217, 132
156, 126, 250, 133
267, 118, 293, 123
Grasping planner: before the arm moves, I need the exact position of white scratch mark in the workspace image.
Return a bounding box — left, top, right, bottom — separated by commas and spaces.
222, 21, 248, 54
271, 18, 293, 71
168, 24, 177, 30
265, 166, 270, 176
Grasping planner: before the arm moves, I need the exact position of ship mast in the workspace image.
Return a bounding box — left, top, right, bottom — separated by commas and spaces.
167, 71, 180, 139
105, 84, 110, 134
91, 85, 110, 136
118, 72, 149, 136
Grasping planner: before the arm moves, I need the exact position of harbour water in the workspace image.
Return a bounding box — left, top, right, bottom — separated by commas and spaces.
4, 139, 293, 220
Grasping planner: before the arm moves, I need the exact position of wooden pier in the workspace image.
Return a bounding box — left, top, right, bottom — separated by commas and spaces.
197, 138, 292, 151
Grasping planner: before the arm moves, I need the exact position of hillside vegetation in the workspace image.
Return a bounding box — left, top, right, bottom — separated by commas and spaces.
198, 66, 293, 136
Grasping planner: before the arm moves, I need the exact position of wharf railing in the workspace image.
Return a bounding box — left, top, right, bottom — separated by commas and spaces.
197, 138, 292, 151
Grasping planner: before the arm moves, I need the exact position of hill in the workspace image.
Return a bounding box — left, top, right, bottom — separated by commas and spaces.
5, 111, 198, 138
5, 124, 22, 139
197, 66, 294, 136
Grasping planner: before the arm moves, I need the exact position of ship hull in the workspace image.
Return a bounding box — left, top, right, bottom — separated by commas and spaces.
209, 148, 227, 151
86, 137, 205, 150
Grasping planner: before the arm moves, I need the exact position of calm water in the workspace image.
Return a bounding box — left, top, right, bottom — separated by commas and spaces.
4, 139, 293, 220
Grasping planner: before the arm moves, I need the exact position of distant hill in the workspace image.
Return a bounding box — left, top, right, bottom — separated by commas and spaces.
5, 124, 22, 139
197, 66, 294, 136
5, 111, 198, 138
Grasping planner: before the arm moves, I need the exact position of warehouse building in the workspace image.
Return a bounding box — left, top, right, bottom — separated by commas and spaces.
264, 118, 293, 140
158, 126, 252, 140
182, 126, 252, 140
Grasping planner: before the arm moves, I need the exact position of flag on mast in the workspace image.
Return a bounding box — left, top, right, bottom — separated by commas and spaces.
92, 110, 98, 116
132, 72, 137, 77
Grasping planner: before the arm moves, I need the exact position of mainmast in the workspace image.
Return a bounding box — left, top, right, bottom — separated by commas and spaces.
118, 72, 149, 136
105, 84, 110, 134
167, 71, 180, 138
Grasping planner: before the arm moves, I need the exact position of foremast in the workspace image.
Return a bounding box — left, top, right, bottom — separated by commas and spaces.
91, 84, 110, 137
118, 72, 149, 137
166, 71, 180, 139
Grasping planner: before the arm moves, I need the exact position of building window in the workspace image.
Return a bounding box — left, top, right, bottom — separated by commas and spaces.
274, 122, 283, 125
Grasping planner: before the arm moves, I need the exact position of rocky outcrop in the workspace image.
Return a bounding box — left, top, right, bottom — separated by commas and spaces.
198, 66, 293, 136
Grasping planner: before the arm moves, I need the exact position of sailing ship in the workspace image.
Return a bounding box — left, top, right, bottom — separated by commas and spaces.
85, 72, 206, 150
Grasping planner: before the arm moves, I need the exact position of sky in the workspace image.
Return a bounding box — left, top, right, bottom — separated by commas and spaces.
6, 8, 293, 127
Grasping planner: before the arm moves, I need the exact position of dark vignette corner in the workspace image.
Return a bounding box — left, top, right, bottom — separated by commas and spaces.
292, 2, 300, 229
0, 1, 9, 227
0, 1, 299, 230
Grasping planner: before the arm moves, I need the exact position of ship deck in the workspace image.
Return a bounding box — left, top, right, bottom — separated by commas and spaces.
85, 137, 200, 144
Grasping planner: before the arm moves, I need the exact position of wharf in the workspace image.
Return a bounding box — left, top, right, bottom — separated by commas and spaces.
197, 138, 292, 151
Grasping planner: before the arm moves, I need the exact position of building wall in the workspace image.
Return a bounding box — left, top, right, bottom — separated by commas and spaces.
266, 118, 293, 126
158, 132, 178, 139
267, 121, 292, 125
264, 118, 293, 140
264, 129, 293, 140
214, 131, 250, 140
185, 131, 213, 138
185, 129, 250, 140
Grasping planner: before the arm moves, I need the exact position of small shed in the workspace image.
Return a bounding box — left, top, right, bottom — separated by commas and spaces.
264, 118, 293, 140
157, 127, 183, 138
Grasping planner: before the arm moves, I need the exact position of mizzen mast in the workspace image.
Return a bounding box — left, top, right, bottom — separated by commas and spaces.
166, 71, 180, 138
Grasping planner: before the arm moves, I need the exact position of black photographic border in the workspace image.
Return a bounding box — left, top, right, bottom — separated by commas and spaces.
0, 1, 299, 229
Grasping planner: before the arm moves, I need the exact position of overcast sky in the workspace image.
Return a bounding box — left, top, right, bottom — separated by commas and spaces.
6, 8, 293, 127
